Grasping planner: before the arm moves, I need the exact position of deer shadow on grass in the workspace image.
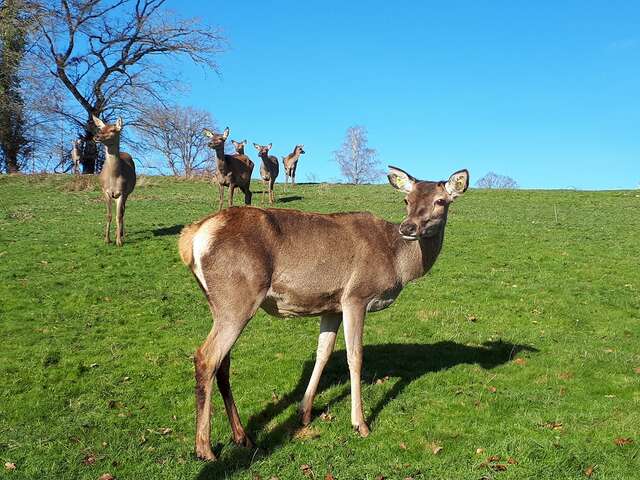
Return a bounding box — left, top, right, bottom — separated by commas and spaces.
197, 339, 537, 479
277, 195, 303, 203
152, 224, 184, 236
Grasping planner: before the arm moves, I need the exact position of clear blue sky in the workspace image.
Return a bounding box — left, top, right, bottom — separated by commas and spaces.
166, 0, 639, 189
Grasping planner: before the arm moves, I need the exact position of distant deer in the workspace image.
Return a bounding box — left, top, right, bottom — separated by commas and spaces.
282, 144, 305, 189
92, 115, 136, 247
231, 139, 247, 155
179, 165, 470, 461
253, 142, 279, 205
204, 127, 253, 210
71, 139, 82, 174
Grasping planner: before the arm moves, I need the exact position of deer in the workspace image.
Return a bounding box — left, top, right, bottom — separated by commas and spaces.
178, 165, 470, 461
231, 139, 247, 155
253, 142, 279, 205
282, 144, 305, 189
203, 127, 254, 211
92, 115, 136, 247
71, 138, 82, 174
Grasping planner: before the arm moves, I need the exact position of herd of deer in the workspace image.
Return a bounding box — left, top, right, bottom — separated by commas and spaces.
90, 115, 470, 461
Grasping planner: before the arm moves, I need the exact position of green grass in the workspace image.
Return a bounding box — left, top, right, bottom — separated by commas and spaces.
1, 174, 639, 479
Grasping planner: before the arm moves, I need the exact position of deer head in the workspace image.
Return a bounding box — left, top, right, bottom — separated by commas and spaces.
253, 143, 272, 157
92, 115, 123, 144
295, 144, 305, 155
203, 127, 230, 150
388, 166, 469, 240
231, 139, 247, 154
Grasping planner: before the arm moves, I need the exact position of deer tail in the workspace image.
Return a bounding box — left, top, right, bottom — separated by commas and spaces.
179, 222, 199, 267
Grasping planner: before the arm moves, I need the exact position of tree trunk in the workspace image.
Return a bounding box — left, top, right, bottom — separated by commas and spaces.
81, 129, 97, 174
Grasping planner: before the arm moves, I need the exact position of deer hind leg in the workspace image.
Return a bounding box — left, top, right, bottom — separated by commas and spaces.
342, 302, 369, 436
216, 352, 254, 448
269, 178, 276, 205
104, 194, 113, 244
229, 185, 236, 207
262, 179, 267, 205
299, 313, 342, 425
115, 194, 126, 247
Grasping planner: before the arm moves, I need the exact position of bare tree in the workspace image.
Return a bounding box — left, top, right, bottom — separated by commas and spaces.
333, 125, 382, 184
30, 0, 225, 173
136, 104, 216, 176
476, 171, 518, 189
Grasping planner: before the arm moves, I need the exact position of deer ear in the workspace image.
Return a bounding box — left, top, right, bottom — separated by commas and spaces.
92, 115, 105, 129
222, 127, 230, 140
267, 143, 272, 150
242, 140, 247, 145
253, 143, 260, 149
388, 165, 417, 193
203, 128, 215, 138
115, 117, 123, 131
445, 169, 470, 199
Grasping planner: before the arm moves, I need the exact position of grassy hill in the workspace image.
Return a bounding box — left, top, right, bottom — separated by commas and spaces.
1, 174, 638, 479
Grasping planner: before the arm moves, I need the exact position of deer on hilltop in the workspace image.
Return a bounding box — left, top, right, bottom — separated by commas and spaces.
178, 165, 470, 461
92, 115, 136, 246
253, 142, 279, 205
282, 144, 305, 189
204, 127, 254, 211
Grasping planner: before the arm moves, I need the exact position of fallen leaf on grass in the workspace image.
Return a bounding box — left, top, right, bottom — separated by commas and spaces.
614, 437, 633, 446
375, 376, 390, 385
399, 442, 407, 450
466, 314, 477, 322
325, 474, 336, 480
558, 371, 573, 380
430, 444, 443, 455
488, 386, 497, 393
294, 426, 320, 441
4, 462, 16, 471
492, 464, 508, 471
487, 455, 500, 462
98, 474, 115, 480
634, 367, 640, 375
319, 412, 334, 422
147, 427, 172, 435
507, 457, 518, 465
82, 454, 97, 466
544, 421, 563, 431
513, 358, 527, 366
300, 464, 313, 477
584, 465, 595, 477
475, 448, 485, 455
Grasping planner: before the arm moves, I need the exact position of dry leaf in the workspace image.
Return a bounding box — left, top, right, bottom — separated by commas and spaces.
431, 444, 443, 455
293, 426, 321, 440
487, 455, 501, 462
584, 465, 594, 477
558, 371, 573, 380
319, 412, 334, 422
614, 437, 633, 446
399, 442, 407, 450
488, 386, 497, 393
507, 457, 518, 465
82, 454, 97, 466
159, 427, 172, 435
271, 391, 280, 401
634, 367, 640, 374
325, 474, 336, 480
476, 448, 485, 455
301, 464, 313, 477
466, 314, 477, 322
492, 464, 508, 472
4, 462, 16, 471
375, 376, 390, 385
98, 474, 115, 480
514, 358, 526, 366
544, 421, 563, 431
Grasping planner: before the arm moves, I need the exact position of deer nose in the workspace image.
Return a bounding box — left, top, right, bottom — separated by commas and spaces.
400, 222, 417, 237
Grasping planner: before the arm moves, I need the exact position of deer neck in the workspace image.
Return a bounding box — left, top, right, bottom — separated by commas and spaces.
214, 144, 227, 169
102, 140, 122, 171
394, 224, 446, 286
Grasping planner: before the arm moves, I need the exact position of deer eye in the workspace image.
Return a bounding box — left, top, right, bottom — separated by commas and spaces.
435, 198, 447, 206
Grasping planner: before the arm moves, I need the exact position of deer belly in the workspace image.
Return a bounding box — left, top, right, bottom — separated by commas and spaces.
261, 287, 341, 318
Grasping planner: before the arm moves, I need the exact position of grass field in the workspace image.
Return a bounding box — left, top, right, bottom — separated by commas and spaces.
1, 174, 639, 480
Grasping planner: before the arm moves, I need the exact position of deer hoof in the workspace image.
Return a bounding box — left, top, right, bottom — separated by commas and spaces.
354, 423, 370, 437
116, 238, 124, 247
234, 434, 255, 449
195, 445, 216, 462
299, 410, 312, 426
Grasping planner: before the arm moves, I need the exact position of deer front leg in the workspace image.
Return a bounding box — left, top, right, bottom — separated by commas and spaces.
229, 185, 236, 207
269, 178, 276, 205
115, 195, 126, 247
216, 353, 254, 448
262, 180, 267, 205
299, 313, 342, 425
342, 302, 369, 436
104, 194, 113, 244
218, 184, 225, 211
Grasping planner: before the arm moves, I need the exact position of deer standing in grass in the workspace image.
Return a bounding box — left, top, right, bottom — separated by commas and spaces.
282, 144, 305, 189
254, 142, 279, 205
204, 127, 253, 211
71, 139, 82, 174
93, 115, 136, 246
179, 165, 470, 461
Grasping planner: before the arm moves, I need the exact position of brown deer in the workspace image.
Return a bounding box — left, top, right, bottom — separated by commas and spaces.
231, 139, 247, 155
92, 115, 136, 246
253, 142, 279, 205
203, 127, 254, 210
71, 138, 82, 174
282, 144, 305, 189
179, 165, 470, 461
